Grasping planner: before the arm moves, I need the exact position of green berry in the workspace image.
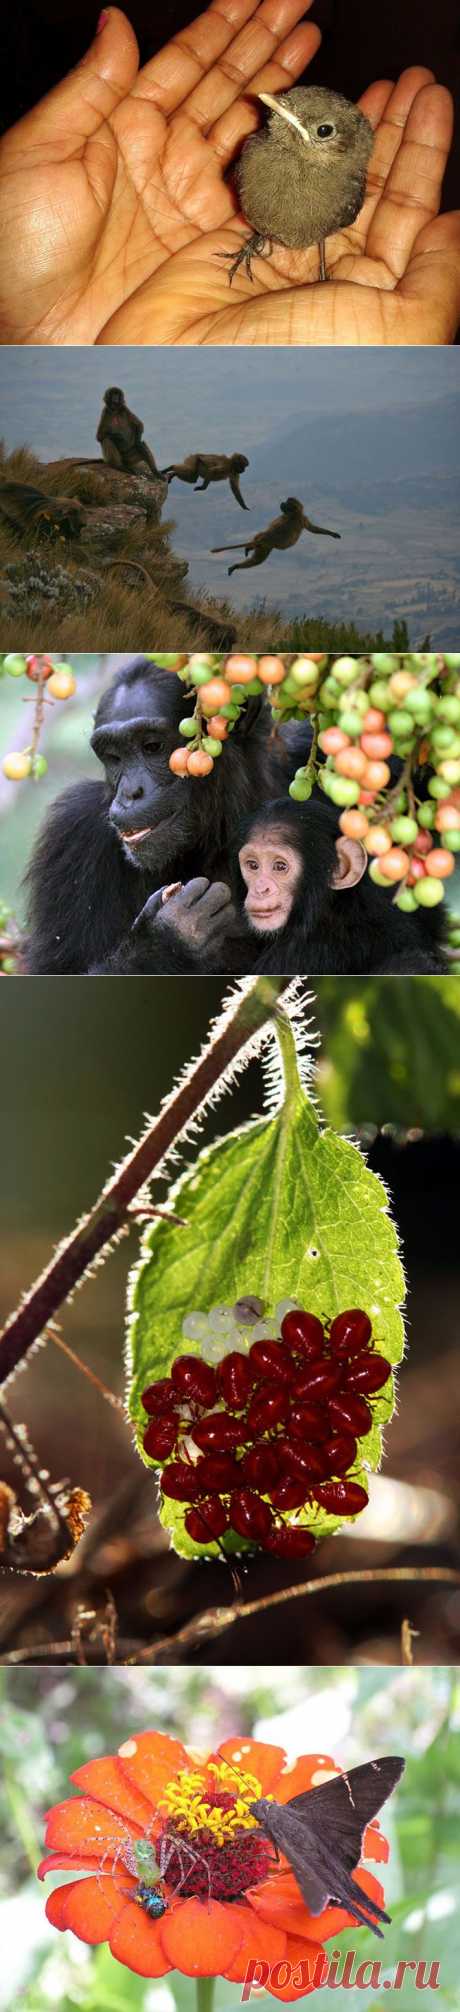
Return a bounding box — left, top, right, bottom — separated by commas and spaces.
368, 681, 391, 711
336, 710, 363, 739
179, 717, 198, 738
33, 755, 48, 778
387, 709, 414, 737
245, 678, 263, 695
417, 802, 436, 828
448, 925, 460, 944
368, 860, 391, 886
201, 737, 222, 757
437, 697, 460, 725
3, 654, 27, 677
443, 655, 460, 670
414, 878, 445, 908
389, 816, 418, 845
371, 654, 400, 673
394, 887, 417, 912
428, 777, 452, 800
332, 657, 359, 687
403, 690, 433, 721
289, 777, 312, 801
445, 831, 460, 852
326, 775, 360, 808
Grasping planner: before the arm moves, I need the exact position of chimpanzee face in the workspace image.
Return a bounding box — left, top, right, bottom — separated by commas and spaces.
91, 674, 198, 874
239, 829, 302, 932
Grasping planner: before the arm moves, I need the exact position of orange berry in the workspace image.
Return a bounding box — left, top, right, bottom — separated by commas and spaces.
364, 760, 391, 790
47, 669, 76, 700
224, 656, 258, 685
257, 657, 286, 686
200, 678, 231, 710
362, 709, 385, 732
338, 809, 369, 839
359, 789, 378, 806
435, 804, 460, 832
425, 848, 455, 878
335, 747, 367, 780
318, 728, 350, 754
413, 831, 433, 855
208, 716, 228, 739
407, 859, 426, 885
365, 825, 392, 857
360, 732, 393, 760
187, 749, 215, 777
388, 672, 417, 699
169, 747, 190, 775
379, 847, 410, 881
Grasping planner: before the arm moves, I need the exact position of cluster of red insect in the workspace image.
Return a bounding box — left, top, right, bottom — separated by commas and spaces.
141, 1307, 391, 1557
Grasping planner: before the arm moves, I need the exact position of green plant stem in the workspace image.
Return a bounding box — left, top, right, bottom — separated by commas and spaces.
196, 1978, 216, 2012
0, 977, 294, 1386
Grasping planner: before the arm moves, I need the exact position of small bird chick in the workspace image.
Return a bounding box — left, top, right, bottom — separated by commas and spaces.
225, 84, 374, 283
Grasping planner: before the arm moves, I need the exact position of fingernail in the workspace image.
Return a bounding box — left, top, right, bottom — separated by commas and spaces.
96, 9, 109, 31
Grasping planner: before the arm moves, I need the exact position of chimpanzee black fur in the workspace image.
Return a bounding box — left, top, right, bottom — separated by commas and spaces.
24, 661, 291, 974
226, 797, 448, 974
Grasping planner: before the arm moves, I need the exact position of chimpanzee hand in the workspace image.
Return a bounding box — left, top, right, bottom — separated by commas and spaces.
135, 878, 234, 959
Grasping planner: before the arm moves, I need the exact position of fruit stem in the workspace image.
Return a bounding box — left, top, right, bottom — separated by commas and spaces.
0, 978, 295, 1384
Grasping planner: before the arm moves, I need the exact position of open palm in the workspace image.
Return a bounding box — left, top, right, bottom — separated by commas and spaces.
0, 0, 458, 348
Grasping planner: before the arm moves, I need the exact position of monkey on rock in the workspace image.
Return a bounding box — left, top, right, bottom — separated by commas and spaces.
96, 388, 159, 478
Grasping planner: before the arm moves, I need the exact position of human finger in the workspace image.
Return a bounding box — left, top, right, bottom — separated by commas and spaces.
209, 19, 321, 164
397, 210, 460, 341
366, 81, 454, 277
132, 0, 315, 126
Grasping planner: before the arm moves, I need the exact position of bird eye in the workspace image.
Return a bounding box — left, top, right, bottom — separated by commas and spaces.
316, 122, 335, 138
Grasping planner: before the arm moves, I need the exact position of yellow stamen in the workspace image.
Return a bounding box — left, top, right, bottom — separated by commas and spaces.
157, 1761, 267, 1846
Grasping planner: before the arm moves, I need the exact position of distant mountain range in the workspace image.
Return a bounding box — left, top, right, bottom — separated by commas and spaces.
165, 392, 460, 645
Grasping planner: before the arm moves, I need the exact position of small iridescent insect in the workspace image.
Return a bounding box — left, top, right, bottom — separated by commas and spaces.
130, 1839, 167, 1916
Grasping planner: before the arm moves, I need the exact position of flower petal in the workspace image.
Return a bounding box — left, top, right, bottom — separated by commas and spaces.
364, 1821, 389, 1862
222, 1902, 288, 1981
208, 1737, 288, 1796
109, 1899, 173, 1977
115, 1731, 191, 1811
267, 1934, 326, 2000
248, 1872, 326, 1940
160, 1896, 244, 1975
38, 1852, 100, 1880
46, 1874, 126, 1945
271, 1755, 339, 1803
43, 1795, 135, 1862
70, 1755, 153, 1828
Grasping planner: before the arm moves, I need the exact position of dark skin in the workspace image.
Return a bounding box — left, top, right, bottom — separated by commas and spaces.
96, 388, 159, 478
161, 452, 250, 511
24, 661, 288, 974
212, 496, 340, 574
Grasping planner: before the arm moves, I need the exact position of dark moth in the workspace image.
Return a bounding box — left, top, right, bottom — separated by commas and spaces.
250, 1756, 405, 1937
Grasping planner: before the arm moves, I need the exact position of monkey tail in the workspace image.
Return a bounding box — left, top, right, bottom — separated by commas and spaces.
211, 541, 249, 552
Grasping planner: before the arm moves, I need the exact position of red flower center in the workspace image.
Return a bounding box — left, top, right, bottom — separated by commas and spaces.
157, 1815, 274, 1901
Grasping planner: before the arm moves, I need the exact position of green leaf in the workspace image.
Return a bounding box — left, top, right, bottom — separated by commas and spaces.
127, 1013, 405, 1559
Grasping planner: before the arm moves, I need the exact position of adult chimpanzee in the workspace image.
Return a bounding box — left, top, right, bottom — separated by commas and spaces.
228, 797, 448, 974
24, 661, 291, 974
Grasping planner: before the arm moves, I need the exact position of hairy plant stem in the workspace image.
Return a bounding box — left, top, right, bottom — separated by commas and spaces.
0, 978, 293, 1386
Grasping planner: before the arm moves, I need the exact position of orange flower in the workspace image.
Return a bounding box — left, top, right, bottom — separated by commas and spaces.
38, 1732, 388, 1998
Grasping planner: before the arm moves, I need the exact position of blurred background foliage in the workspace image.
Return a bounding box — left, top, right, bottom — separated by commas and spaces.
0, 978, 459, 1665
0, 1663, 459, 2012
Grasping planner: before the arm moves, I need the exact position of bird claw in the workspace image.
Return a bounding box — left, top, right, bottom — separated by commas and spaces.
216, 235, 269, 286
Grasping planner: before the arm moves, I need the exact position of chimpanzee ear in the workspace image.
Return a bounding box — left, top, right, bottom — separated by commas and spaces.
233, 696, 264, 738
331, 836, 367, 890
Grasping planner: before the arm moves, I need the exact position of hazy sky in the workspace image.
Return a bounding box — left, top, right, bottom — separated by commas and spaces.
0, 345, 457, 463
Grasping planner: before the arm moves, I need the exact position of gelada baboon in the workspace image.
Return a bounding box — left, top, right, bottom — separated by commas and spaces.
0, 480, 85, 540
96, 388, 159, 479
212, 495, 340, 573
161, 452, 250, 510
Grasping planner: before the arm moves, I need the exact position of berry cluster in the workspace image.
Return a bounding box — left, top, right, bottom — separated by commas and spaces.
141, 1305, 391, 1557
1, 653, 76, 782
146, 650, 460, 912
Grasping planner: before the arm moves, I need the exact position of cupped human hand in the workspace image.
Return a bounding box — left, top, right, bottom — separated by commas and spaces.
0, 0, 321, 346
103, 67, 460, 346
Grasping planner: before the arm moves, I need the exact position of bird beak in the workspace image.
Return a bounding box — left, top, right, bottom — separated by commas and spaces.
258, 92, 311, 142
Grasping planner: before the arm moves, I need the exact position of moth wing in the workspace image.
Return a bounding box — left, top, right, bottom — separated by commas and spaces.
286, 1757, 405, 1875
256, 1803, 330, 1916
